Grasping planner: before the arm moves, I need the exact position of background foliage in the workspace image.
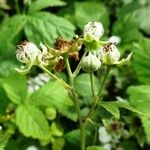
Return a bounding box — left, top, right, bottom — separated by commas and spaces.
0, 0, 150, 150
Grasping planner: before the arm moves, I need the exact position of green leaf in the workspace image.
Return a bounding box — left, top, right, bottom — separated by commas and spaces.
117, 2, 150, 34
2, 73, 27, 104
100, 101, 150, 119
24, 12, 75, 46
75, 73, 100, 97
112, 15, 142, 48
127, 85, 150, 144
0, 86, 9, 115
28, 0, 66, 13
100, 102, 120, 119
0, 60, 17, 77
31, 80, 77, 121
74, 2, 109, 30
65, 129, 91, 145
49, 122, 63, 137
0, 15, 27, 58
0, 132, 10, 150
52, 138, 65, 150
16, 103, 50, 140
87, 146, 103, 150
132, 38, 150, 84
64, 129, 80, 145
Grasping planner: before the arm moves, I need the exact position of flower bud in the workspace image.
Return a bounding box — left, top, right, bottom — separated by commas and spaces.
108, 35, 121, 45
16, 41, 40, 64
45, 107, 56, 121
100, 43, 121, 64
82, 53, 101, 73
83, 22, 104, 40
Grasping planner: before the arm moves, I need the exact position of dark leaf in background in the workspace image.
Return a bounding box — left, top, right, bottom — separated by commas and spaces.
28, 0, 66, 14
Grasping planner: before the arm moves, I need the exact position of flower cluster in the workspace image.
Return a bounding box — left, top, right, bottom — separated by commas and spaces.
15, 22, 132, 74
81, 22, 132, 73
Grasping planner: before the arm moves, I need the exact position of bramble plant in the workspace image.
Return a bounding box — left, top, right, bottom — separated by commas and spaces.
15, 21, 134, 150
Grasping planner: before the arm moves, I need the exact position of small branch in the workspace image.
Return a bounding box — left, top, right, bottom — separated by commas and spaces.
64, 57, 74, 86
39, 65, 70, 90
15, 0, 20, 14
64, 57, 86, 150
84, 66, 111, 122
90, 73, 95, 99
73, 51, 87, 77
97, 66, 111, 97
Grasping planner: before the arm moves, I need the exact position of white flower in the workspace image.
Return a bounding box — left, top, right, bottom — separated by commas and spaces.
16, 41, 40, 64
0, 126, 2, 130
103, 143, 111, 150
108, 35, 121, 45
100, 43, 121, 64
98, 126, 112, 143
28, 73, 50, 93
83, 22, 104, 40
26, 145, 38, 150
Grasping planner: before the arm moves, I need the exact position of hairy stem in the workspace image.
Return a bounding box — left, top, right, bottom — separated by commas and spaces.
65, 57, 86, 150
39, 65, 70, 90
90, 73, 95, 100
84, 66, 111, 122
73, 51, 87, 77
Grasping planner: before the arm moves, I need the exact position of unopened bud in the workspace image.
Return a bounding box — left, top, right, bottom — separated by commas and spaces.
82, 53, 101, 73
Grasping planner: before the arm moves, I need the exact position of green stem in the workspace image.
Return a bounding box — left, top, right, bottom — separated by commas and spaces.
39, 65, 70, 90
64, 57, 74, 86
84, 66, 111, 122
65, 57, 85, 150
90, 73, 95, 100
97, 66, 111, 97
15, 0, 20, 14
73, 51, 87, 77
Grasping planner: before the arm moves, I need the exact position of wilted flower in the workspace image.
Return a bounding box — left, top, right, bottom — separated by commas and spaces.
81, 53, 101, 73
16, 41, 40, 64
83, 22, 104, 41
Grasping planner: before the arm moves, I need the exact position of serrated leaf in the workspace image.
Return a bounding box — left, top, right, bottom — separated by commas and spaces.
24, 12, 75, 46
100, 101, 149, 118
28, 0, 66, 13
31, 80, 77, 121
74, 2, 109, 30
127, 85, 150, 144
16, 103, 50, 140
132, 38, 150, 84
87, 146, 103, 150
100, 102, 120, 119
2, 73, 27, 104
75, 73, 100, 97
0, 15, 27, 59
